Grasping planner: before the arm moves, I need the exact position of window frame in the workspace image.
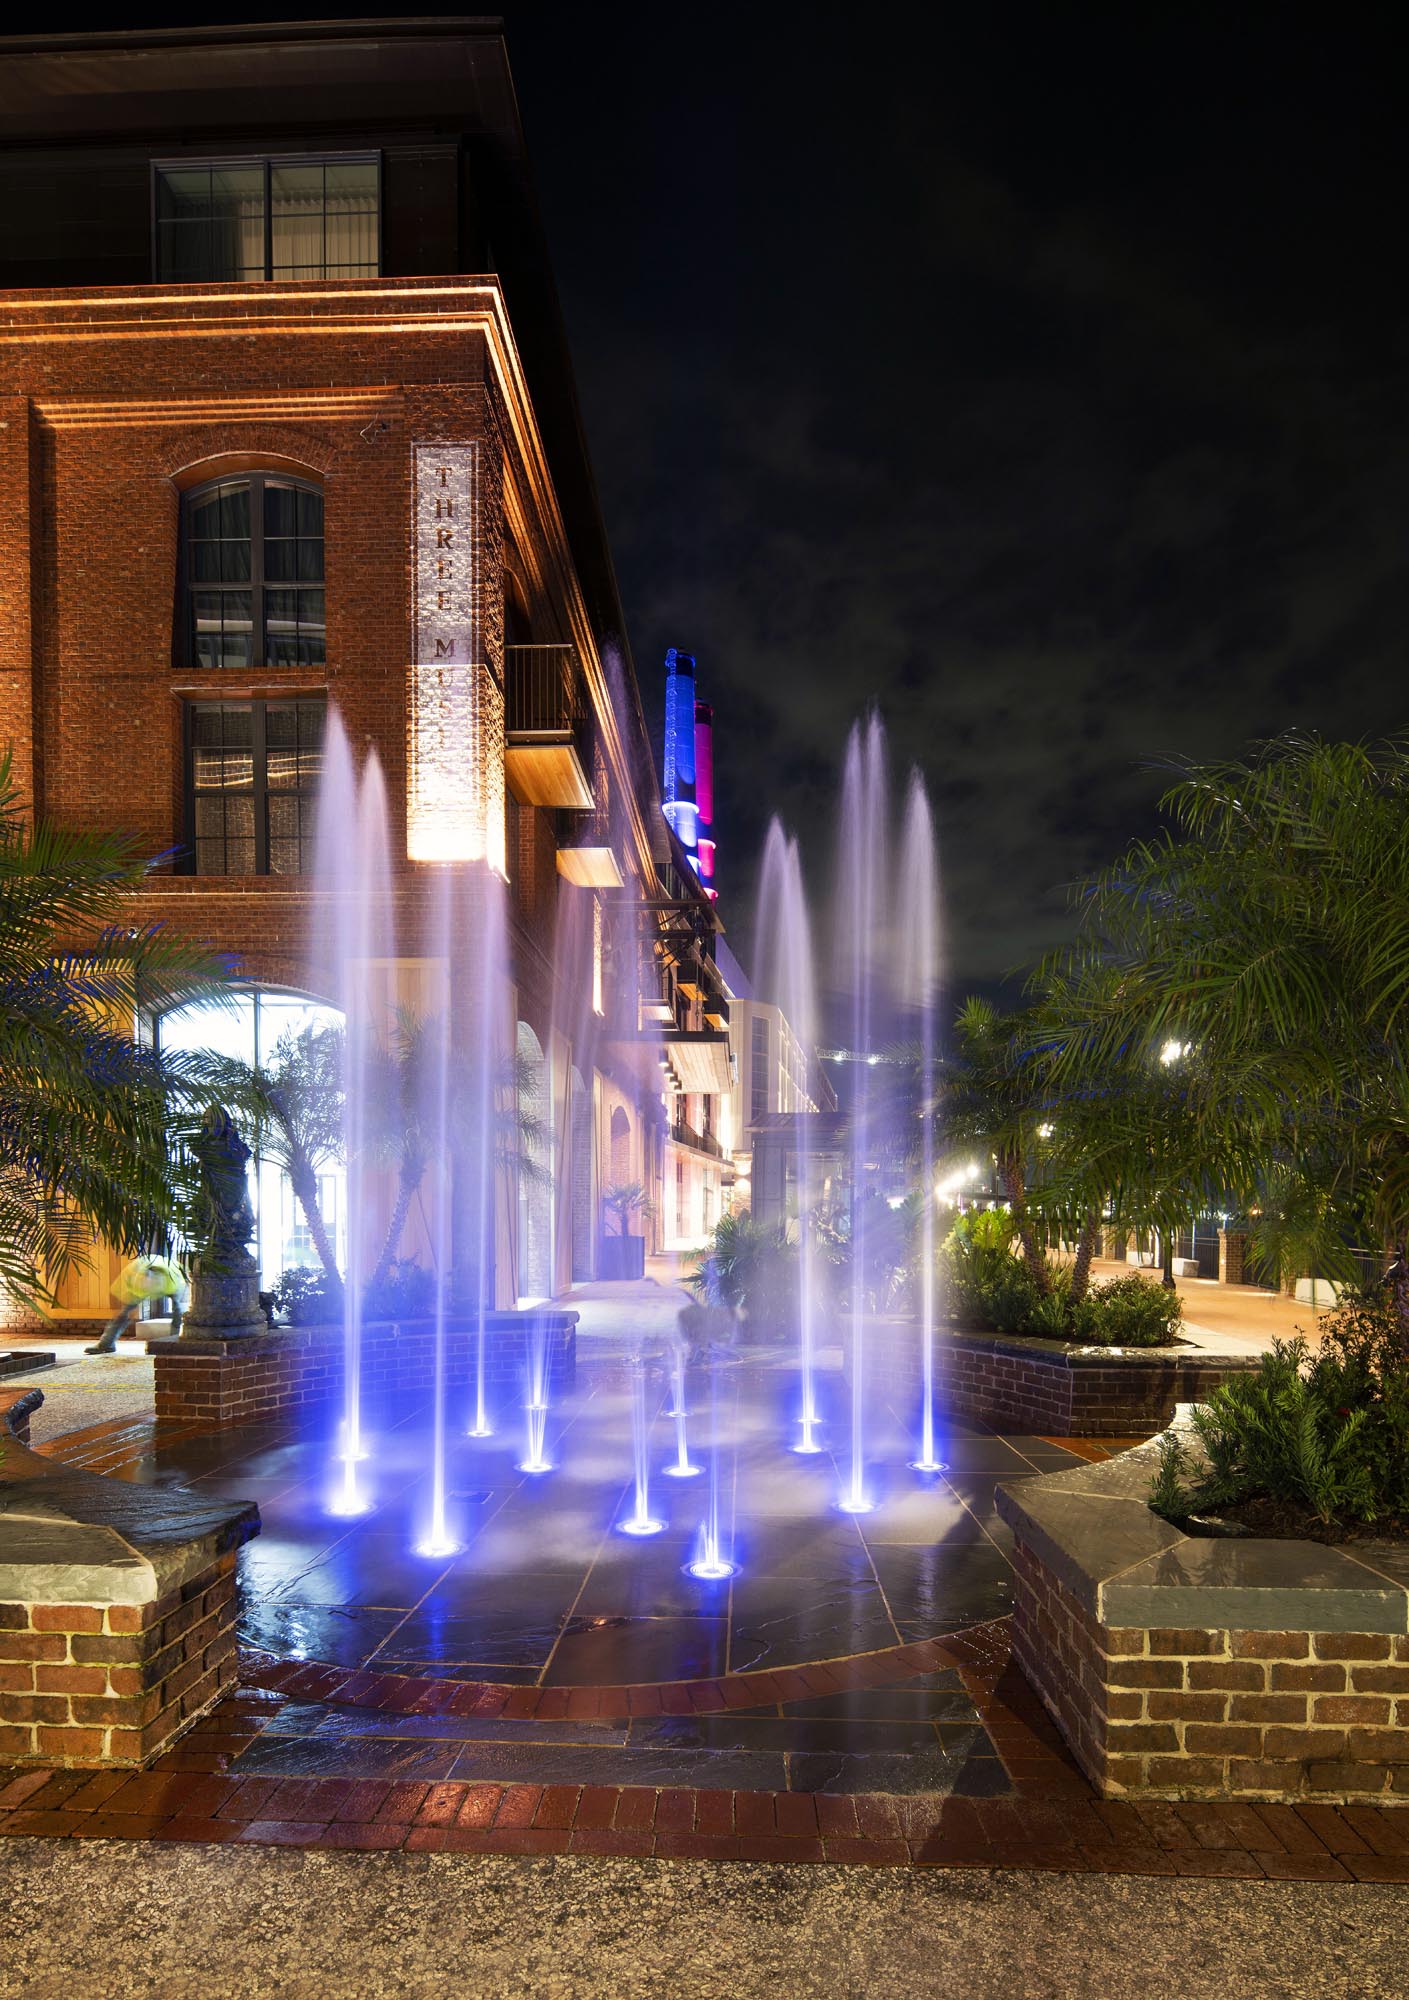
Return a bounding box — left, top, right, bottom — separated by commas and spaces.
182, 694, 327, 878
178, 470, 326, 673
151, 151, 383, 285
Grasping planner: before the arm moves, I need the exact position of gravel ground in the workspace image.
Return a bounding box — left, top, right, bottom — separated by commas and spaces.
1, 1841, 1403, 1999
2, 1350, 154, 1443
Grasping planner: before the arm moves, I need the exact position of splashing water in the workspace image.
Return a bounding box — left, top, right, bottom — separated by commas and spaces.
619, 1354, 664, 1533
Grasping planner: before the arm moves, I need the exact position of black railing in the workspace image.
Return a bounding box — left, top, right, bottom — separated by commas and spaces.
671, 1116, 724, 1160
505, 643, 584, 736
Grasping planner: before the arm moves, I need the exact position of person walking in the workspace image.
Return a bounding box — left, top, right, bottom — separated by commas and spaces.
86, 1255, 187, 1355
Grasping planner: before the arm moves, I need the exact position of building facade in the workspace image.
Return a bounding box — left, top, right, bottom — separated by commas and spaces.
0, 19, 720, 1325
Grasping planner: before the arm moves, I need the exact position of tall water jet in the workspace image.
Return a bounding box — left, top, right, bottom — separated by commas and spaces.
901, 773, 946, 1474
519, 1310, 553, 1474
619, 1353, 664, 1533
758, 821, 823, 1454
688, 1340, 735, 1578
417, 861, 459, 1555
312, 709, 394, 1515
661, 1335, 699, 1477
466, 872, 509, 1439
836, 717, 888, 1514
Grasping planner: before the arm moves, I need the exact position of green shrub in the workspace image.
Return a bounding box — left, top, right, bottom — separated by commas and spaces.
941, 1212, 1042, 1332
270, 1264, 338, 1326
688, 1212, 799, 1340
1082, 1274, 1183, 1347
362, 1257, 436, 1322
1149, 1310, 1409, 1527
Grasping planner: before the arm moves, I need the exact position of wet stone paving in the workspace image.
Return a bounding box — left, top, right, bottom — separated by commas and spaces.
127, 1355, 1093, 1797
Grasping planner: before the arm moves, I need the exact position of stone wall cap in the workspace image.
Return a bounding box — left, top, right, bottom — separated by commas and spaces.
0, 1393, 259, 1602
1000, 1414, 1409, 1636
1103, 1536, 1409, 1635
938, 1325, 1261, 1371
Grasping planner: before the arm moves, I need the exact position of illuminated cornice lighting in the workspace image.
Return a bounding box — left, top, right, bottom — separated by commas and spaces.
406, 442, 507, 872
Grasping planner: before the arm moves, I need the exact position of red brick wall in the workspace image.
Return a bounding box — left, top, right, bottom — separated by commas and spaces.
0, 279, 560, 982
847, 1323, 1263, 1438
0, 1550, 240, 1767
153, 1315, 576, 1428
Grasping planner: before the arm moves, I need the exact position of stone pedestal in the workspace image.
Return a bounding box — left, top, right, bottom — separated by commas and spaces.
181, 1252, 266, 1342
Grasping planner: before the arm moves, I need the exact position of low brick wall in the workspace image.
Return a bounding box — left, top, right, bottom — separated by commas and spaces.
998, 1429, 1409, 1801
0, 1551, 242, 1767
846, 1321, 1260, 1437
0, 1393, 258, 1767
150, 1309, 577, 1429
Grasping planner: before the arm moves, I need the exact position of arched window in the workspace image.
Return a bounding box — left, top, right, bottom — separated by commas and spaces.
182, 473, 325, 670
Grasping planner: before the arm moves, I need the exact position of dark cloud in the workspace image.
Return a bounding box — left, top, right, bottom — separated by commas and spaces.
513, 3, 1409, 991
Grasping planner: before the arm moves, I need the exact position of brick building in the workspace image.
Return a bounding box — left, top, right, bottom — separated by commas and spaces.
0, 18, 731, 1325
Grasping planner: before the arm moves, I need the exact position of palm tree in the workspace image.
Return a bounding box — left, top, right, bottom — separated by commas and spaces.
220, 1024, 345, 1298
0, 749, 233, 1311
942, 996, 1052, 1296
1036, 734, 1409, 1352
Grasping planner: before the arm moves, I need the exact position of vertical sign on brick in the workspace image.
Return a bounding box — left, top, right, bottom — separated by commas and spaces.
407, 441, 506, 871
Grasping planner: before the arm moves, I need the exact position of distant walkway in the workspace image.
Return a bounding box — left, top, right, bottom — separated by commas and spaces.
1086, 1259, 1329, 1355
560, 1273, 695, 1351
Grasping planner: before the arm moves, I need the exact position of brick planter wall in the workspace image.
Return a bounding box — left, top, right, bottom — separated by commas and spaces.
998, 1430, 1409, 1801
1010, 1542, 1409, 1802
0, 1550, 243, 1767
845, 1321, 1261, 1437
1, 1392, 258, 1767
150, 1310, 577, 1429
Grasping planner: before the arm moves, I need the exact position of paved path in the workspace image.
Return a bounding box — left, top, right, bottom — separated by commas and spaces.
0, 1840, 1403, 1998
1086, 1258, 1329, 1355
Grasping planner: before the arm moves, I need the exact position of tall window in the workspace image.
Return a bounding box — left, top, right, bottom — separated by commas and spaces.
183, 474, 325, 670
154, 157, 380, 282
751, 1016, 771, 1126
158, 989, 344, 1286
186, 698, 325, 876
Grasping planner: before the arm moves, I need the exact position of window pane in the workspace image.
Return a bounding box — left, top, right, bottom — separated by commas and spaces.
155, 166, 264, 282
264, 483, 297, 537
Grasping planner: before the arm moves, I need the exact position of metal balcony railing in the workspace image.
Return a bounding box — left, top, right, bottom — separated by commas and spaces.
671, 1115, 724, 1160
505, 643, 585, 738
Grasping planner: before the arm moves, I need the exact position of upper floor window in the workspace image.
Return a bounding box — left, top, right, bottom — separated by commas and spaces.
186, 697, 325, 877
154, 156, 380, 283
182, 474, 325, 670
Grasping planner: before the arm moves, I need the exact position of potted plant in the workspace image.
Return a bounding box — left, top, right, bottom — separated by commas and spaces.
599, 1181, 652, 1279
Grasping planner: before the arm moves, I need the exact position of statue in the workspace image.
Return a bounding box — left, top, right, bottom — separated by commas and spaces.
191, 1105, 257, 1270
179, 1104, 267, 1341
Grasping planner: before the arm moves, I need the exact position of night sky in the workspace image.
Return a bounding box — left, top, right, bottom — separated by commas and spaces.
55, 6, 1409, 993
508, 5, 1408, 994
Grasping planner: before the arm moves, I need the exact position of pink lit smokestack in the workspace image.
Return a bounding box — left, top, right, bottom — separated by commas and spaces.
694, 700, 716, 897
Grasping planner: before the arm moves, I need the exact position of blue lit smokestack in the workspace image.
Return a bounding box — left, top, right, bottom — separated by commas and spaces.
662, 647, 700, 863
